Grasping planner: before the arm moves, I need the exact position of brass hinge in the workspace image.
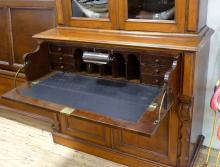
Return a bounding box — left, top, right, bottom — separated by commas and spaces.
147, 103, 158, 112
60, 107, 75, 116
31, 80, 40, 86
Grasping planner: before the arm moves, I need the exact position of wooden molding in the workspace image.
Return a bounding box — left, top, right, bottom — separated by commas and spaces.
177, 95, 193, 166
33, 26, 214, 52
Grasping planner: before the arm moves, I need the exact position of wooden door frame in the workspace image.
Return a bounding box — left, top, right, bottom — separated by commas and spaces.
56, 0, 118, 29
118, 0, 187, 33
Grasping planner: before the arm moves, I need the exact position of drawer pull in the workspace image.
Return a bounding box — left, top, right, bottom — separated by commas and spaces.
155, 79, 159, 83
148, 103, 158, 112
60, 65, 64, 69
155, 69, 160, 73
155, 59, 160, 63
58, 47, 62, 52
59, 57, 63, 60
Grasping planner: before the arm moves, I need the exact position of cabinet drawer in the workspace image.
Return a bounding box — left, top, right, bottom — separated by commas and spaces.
50, 54, 74, 64
141, 74, 164, 86
141, 55, 173, 67
113, 113, 169, 161
52, 63, 75, 72
141, 65, 170, 76
60, 115, 112, 146
141, 74, 164, 85
49, 45, 73, 54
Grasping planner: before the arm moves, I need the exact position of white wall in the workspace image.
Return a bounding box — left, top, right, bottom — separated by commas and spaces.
202, 0, 220, 148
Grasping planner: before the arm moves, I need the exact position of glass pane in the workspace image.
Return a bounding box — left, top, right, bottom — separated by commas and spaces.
71, 0, 109, 18
128, 0, 175, 20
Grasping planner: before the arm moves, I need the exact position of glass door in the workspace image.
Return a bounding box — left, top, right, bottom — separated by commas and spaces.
72, 0, 109, 19
60, 0, 118, 29
118, 0, 186, 32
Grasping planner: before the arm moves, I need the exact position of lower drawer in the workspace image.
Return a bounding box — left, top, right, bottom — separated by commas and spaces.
59, 114, 112, 147
141, 74, 164, 86
52, 63, 75, 72
141, 65, 170, 76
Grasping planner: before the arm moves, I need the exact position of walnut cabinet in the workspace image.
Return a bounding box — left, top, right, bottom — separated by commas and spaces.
0, 0, 213, 167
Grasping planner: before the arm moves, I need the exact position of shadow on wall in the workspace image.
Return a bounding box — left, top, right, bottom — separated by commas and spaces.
203, 26, 220, 148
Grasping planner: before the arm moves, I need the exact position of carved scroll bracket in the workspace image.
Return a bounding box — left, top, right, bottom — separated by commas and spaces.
177, 95, 194, 167
178, 96, 193, 122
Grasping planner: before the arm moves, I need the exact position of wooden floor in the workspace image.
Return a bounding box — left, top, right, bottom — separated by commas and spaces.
0, 109, 217, 167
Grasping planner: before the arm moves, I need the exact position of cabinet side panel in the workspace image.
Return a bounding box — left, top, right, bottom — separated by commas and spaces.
189, 42, 210, 162
191, 42, 210, 143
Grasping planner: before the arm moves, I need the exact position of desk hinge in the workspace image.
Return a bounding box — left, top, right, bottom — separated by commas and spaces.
147, 103, 158, 112
60, 107, 75, 116
31, 80, 40, 86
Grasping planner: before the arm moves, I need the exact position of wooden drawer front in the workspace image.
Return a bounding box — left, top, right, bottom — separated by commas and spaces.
141, 55, 173, 67
141, 74, 164, 86
52, 63, 75, 72
50, 54, 74, 64
49, 45, 73, 54
113, 114, 173, 165
60, 115, 112, 146
141, 65, 170, 76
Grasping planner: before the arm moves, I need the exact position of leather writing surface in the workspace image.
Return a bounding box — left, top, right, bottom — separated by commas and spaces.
21, 72, 160, 122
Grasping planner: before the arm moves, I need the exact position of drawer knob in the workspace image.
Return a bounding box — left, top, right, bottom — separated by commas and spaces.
155, 59, 160, 63
60, 65, 64, 69
155, 79, 159, 83
58, 47, 62, 52
59, 57, 63, 60
155, 69, 160, 73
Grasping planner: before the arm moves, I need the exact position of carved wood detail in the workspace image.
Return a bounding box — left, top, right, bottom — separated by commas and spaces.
177, 95, 193, 167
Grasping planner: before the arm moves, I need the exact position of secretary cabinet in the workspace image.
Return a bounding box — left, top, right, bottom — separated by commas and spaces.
1, 0, 213, 167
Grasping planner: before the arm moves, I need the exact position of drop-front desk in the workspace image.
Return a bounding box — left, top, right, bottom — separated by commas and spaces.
1, 0, 214, 166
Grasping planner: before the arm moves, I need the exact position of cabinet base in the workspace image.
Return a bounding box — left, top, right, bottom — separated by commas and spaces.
52, 132, 204, 167
52, 132, 170, 167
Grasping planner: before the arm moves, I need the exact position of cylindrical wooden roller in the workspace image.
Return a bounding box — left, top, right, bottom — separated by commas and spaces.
82, 51, 112, 65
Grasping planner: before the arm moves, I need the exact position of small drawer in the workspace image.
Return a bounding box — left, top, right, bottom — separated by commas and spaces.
141, 65, 170, 76
49, 45, 73, 54
141, 55, 173, 66
60, 115, 112, 146
50, 54, 74, 64
141, 74, 164, 86
52, 63, 75, 72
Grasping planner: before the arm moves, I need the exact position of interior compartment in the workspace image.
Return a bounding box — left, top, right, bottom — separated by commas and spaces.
73, 48, 86, 72
112, 53, 126, 78
126, 54, 140, 80
99, 65, 112, 76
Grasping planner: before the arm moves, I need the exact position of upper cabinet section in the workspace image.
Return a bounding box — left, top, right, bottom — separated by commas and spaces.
56, 0, 208, 33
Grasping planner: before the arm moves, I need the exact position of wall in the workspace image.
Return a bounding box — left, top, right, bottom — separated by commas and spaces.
202, 0, 220, 148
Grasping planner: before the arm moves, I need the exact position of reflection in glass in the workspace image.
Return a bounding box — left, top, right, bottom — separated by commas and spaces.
128, 0, 175, 20
72, 0, 109, 18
